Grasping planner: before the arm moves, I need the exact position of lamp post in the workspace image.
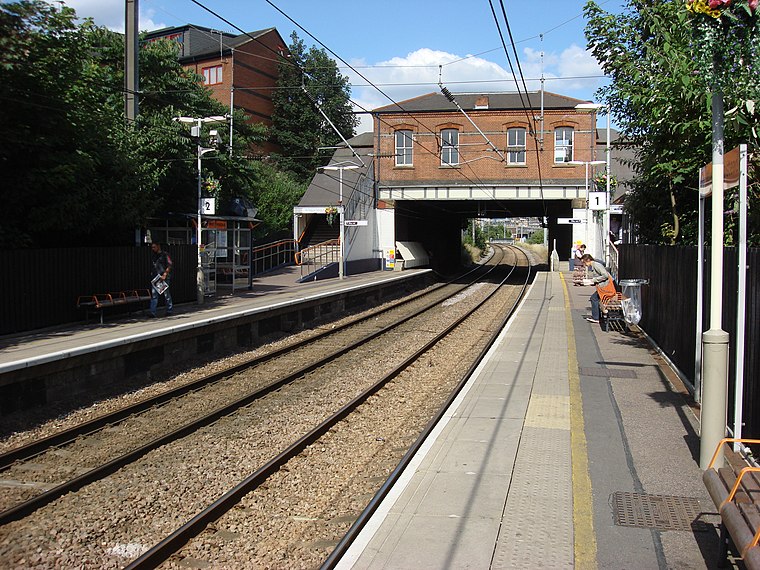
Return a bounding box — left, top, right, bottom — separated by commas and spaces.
320, 163, 359, 279
575, 102, 611, 265
569, 159, 606, 248
173, 115, 228, 304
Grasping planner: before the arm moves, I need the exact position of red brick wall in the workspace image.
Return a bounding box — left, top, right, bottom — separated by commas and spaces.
375, 108, 598, 184
183, 30, 287, 155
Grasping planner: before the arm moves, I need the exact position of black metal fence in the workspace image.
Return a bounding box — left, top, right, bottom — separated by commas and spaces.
620, 244, 760, 437
1, 245, 197, 335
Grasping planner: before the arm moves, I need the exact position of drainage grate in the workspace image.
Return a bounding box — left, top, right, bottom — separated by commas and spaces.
611, 491, 711, 532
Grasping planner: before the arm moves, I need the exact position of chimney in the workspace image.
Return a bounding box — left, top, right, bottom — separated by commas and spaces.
475, 96, 489, 109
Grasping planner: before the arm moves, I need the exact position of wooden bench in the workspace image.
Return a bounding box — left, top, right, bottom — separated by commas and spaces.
703, 438, 760, 569
599, 290, 625, 332
76, 289, 152, 324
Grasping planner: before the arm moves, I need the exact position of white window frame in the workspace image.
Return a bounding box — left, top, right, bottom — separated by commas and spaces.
203, 65, 223, 86
395, 130, 413, 166
507, 127, 526, 164
554, 127, 574, 163
441, 128, 459, 166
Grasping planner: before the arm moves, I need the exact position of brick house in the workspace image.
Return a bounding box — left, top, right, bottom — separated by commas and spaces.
144, 24, 289, 154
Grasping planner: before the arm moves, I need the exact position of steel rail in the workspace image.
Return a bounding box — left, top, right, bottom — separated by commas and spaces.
124, 246, 524, 569
0, 261, 491, 470
0, 252, 504, 526
321, 245, 532, 568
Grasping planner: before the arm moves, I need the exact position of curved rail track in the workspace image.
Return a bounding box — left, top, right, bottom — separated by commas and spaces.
0, 244, 533, 569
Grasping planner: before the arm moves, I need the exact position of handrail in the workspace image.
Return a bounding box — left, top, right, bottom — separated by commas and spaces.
249, 238, 297, 275
296, 239, 340, 278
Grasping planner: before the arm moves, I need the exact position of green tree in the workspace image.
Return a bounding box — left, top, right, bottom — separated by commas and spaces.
527, 229, 545, 245
463, 220, 487, 250
271, 32, 358, 182
0, 1, 268, 247
584, 0, 760, 245
248, 161, 306, 232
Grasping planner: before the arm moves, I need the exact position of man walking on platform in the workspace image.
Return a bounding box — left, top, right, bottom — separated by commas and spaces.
149, 242, 173, 318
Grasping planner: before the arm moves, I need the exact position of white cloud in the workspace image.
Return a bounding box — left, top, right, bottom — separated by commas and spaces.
54, 0, 165, 33
346, 46, 604, 134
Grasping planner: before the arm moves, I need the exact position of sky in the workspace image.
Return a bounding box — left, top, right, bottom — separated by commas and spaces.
54, 0, 624, 133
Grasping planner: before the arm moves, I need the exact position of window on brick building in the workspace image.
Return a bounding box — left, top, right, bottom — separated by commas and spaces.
507, 127, 526, 164
441, 128, 459, 166
202, 65, 223, 86
395, 130, 413, 166
554, 127, 574, 163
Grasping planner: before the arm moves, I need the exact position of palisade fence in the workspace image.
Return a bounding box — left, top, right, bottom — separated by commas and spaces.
1, 245, 197, 335
619, 244, 760, 437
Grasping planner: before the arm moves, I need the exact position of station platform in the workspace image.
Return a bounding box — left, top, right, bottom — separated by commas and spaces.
336, 270, 720, 569
0, 266, 433, 417
0, 266, 428, 374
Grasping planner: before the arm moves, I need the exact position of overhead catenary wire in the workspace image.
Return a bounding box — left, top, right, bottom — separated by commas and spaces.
488, 0, 548, 225
186, 0, 514, 218
184, 0, 579, 224
438, 76, 506, 163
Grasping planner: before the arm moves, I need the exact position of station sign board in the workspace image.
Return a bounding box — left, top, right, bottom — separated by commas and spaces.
699, 145, 741, 197
557, 218, 586, 224
202, 197, 216, 215
344, 220, 368, 226
588, 191, 607, 211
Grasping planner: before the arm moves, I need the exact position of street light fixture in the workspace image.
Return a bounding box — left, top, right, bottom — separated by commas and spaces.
173, 115, 229, 304
569, 159, 606, 247
575, 102, 612, 265
320, 162, 360, 280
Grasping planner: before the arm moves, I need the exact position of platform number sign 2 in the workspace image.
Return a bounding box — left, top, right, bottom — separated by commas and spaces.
588, 191, 607, 211
202, 198, 216, 215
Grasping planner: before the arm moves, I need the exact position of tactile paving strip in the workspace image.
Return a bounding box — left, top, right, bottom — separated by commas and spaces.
611, 491, 711, 532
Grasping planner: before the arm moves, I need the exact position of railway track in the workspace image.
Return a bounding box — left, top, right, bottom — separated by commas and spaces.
0, 245, 532, 568
0, 248, 505, 523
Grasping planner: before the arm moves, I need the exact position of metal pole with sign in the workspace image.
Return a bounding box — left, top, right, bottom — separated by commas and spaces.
320, 163, 360, 280
173, 115, 228, 304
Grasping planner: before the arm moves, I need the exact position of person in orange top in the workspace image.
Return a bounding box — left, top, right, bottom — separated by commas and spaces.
582, 253, 613, 324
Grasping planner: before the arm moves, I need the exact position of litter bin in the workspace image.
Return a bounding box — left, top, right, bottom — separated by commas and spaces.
618, 279, 649, 325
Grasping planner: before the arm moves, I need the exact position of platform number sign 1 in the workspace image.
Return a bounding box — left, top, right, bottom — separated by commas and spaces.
588, 191, 607, 211
202, 198, 216, 215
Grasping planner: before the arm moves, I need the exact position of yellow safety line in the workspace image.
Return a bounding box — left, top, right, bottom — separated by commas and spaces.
560, 272, 598, 569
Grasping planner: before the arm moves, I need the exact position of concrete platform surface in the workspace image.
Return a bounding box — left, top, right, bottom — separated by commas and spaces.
337, 271, 720, 569
0, 266, 429, 374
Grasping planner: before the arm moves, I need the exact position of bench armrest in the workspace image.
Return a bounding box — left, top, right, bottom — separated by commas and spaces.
707, 438, 760, 470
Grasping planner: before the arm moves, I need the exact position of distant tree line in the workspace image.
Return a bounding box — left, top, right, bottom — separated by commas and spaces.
0, 1, 356, 248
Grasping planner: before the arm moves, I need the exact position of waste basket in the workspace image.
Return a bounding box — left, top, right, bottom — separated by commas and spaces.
618, 279, 649, 325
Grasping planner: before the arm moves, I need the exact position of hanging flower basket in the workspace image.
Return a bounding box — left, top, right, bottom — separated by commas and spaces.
686, 0, 758, 18
202, 176, 221, 197
325, 206, 338, 225
593, 172, 618, 193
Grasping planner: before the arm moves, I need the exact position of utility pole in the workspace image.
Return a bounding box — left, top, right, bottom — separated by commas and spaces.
700, 83, 730, 469
124, 0, 139, 122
